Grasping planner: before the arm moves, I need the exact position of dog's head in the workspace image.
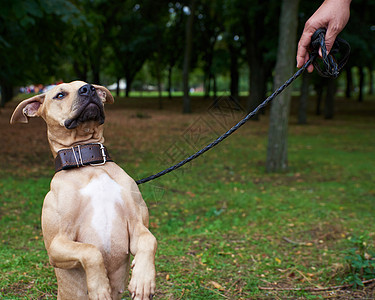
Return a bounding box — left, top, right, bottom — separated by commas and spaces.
10, 81, 114, 127
10, 81, 114, 155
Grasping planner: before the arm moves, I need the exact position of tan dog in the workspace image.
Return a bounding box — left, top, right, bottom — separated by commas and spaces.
10, 81, 157, 300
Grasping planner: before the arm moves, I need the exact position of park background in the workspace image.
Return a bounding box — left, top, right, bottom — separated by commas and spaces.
1, 0, 375, 299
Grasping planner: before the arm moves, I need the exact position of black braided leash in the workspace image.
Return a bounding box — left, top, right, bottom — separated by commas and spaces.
136, 28, 350, 185
310, 28, 350, 78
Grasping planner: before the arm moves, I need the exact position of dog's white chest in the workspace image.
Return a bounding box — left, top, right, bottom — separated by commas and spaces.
80, 173, 123, 251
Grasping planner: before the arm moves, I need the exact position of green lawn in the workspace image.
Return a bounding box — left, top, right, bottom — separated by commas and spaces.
1, 96, 374, 299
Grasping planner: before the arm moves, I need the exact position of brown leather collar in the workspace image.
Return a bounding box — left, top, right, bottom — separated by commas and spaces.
55, 143, 112, 172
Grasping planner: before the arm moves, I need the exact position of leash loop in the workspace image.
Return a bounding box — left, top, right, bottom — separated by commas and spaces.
310, 28, 351, 78
135, 29, 350, 185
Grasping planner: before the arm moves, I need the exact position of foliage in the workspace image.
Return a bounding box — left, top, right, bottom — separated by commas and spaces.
1, 0, 373, 99
0, 0, 86, 106
342, 0, 375, 68
109, 0, 171, 95
0, 0, 83, 84
342, 235, 375, 288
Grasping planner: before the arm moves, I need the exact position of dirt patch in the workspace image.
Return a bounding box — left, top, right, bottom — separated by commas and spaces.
1, 96, 247, 176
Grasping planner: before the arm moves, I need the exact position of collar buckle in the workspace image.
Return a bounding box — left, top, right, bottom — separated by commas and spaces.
90, 143, 107, 166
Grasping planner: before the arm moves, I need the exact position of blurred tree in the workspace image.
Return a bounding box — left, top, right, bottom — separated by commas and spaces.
1, 0, 374, 117
345, 67, 354, 98
193, 0, 224, 99
147, 2, 184, 108
66, 0, 125, 85
298, 72, 310, 124
220, 0, 246, 102
163, 2, 185, 99
231, 0, 279, 116
0, 0, 83, 106
324, 78, 336, 119
225, 33, 241, 101
182, 0, 196, 113
111, 0, 169, 97
341, 0, 375, 102
266, 0, 300, 172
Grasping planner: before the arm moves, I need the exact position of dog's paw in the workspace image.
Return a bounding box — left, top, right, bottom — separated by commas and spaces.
128, 257, 156, 300
87, 277, 112, 300
88, 285, 112, 300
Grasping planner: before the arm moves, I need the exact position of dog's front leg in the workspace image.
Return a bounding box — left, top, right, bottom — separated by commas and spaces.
128, 224, 157, 300
49, 235, 112, 300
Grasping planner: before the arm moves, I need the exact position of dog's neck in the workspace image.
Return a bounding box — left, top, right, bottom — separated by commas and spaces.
47, 122, 105, 158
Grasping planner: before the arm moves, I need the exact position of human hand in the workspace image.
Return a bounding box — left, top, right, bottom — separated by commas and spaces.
296, 0, 351, 72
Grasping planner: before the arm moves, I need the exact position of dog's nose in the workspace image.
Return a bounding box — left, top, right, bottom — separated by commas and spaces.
78, 84, 96, 97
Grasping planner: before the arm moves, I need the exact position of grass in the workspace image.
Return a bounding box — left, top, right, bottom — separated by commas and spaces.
1, 95, 375, 299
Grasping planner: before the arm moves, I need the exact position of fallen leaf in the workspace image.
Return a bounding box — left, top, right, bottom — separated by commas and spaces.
210, 281, 225, 291
150, 222, 159, 228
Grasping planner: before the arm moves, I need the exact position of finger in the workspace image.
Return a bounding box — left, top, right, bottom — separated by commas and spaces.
296, 27, 316, 68
298, 53, 314, 73
296, 38, 310, 68
303, 54, 314, 73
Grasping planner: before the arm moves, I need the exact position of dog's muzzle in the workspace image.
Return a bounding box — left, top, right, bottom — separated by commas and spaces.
64, 84, 105, 129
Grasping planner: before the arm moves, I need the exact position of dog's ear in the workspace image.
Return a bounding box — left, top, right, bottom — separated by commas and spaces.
10, 94, 45, 124
93, 84, 114, 104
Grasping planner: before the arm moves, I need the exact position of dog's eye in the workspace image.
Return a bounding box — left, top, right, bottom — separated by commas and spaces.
54, 92, 66, 100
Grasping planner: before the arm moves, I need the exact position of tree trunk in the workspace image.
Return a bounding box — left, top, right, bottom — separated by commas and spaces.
168, 66, 173, 99
155, 53, 163, 110
229, 43, 239, 101
316, 86, 323, 115
204, 73, 211, 99
242, 1, 268, 120
116, 77, 120, 97
247, 61, 265, 119
91, 51, 101, 84
92, 70, 100, 85
266, 0, 300, 173
244, 32, 266, 120
213, 74, 217, 99
182, 0, 196, 114
298, 71, 309, 124
345, 67, 353, 99
125, 77, 132, 98
369, 68, 374, 95
358, 66, 364, 102
204, 50, 214, 99
324, 78, 337, 119
0, 82, 14, 107
73, 60, 88, 83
